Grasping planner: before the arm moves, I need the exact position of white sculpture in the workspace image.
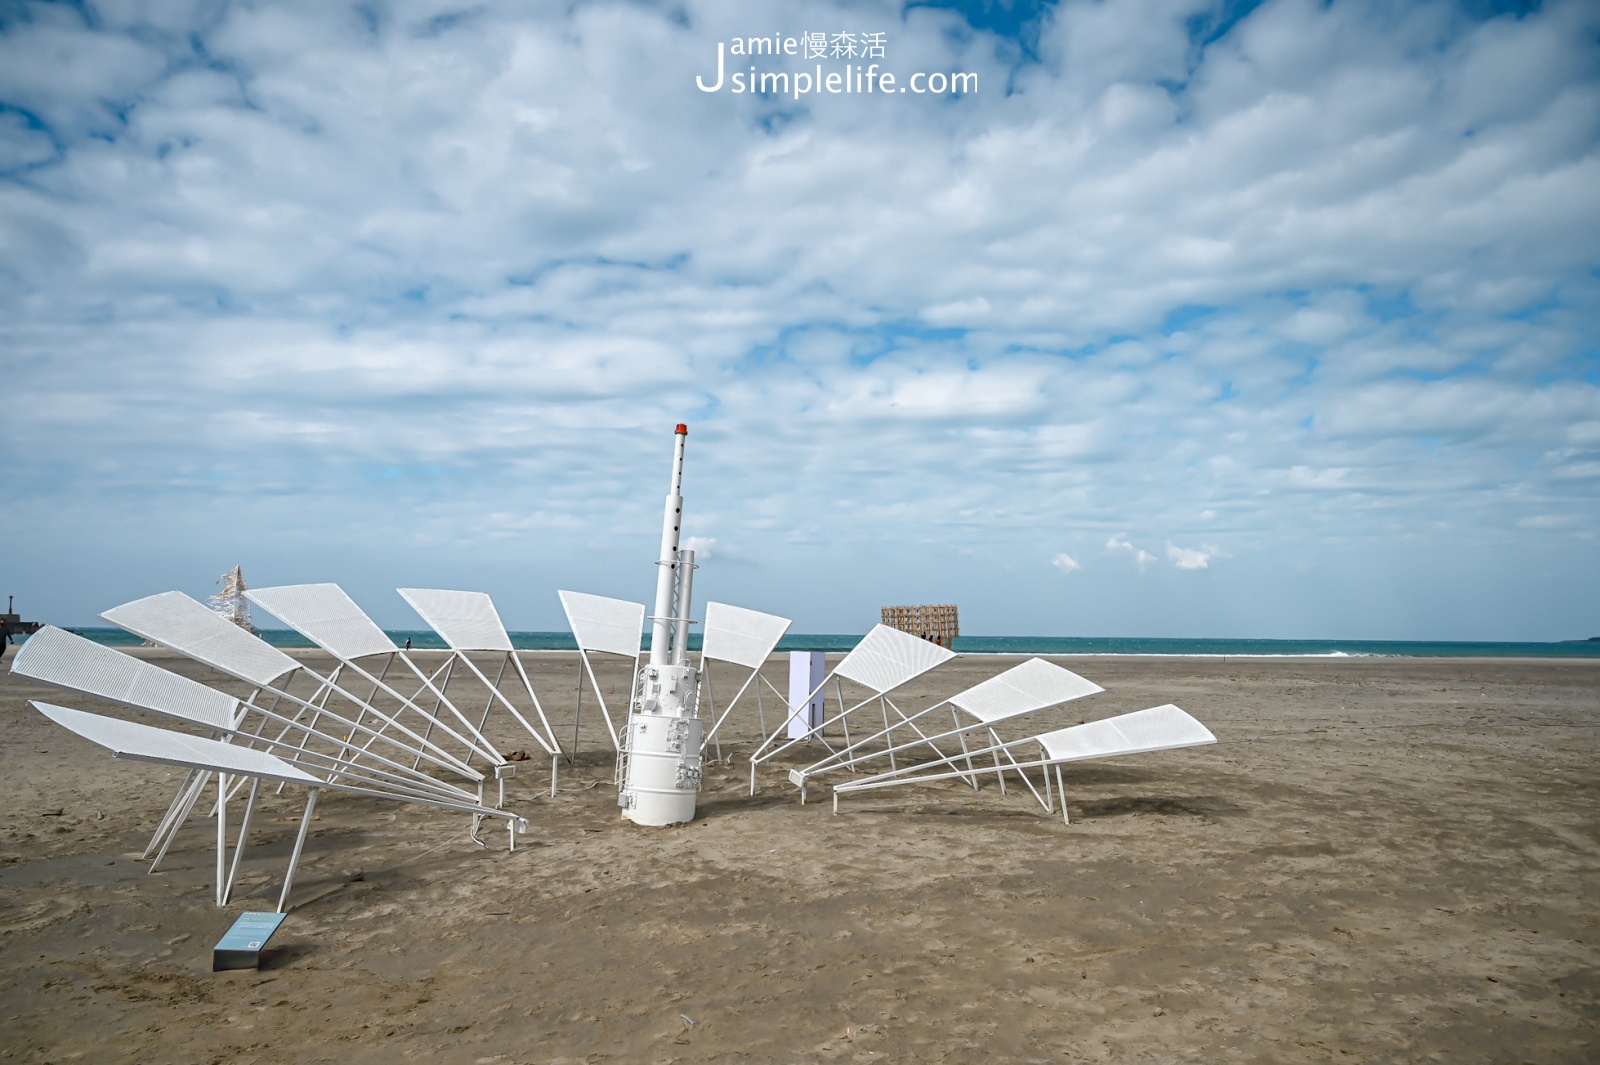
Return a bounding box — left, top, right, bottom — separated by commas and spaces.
830, 703, 1218, 822
8, 422, 1222, 916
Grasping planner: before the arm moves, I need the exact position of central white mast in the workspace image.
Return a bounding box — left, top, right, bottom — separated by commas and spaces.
620, 424, 704, 826
648, 425, 688, 667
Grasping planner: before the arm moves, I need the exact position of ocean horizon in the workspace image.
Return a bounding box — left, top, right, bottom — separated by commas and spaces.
27, 628, 1600, 659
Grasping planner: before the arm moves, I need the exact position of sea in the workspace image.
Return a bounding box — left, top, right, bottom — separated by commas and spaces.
34, 628, 1600, 658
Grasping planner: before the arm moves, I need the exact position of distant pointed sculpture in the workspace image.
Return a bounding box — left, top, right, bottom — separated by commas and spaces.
209, 565, 259, 635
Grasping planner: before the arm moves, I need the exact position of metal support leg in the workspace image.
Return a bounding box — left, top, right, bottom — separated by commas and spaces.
755, 676, 767, 742
990, 728, 1007, 797
571, 659, 585, 764
704, 667, 723, 763
222, 777, 261, 906
151, 770, 212, 874
956, 711, 978, 789
880, 697, 896, 771
144, 769, 201, 860
277, 788, 320, 913
215, 773, 227, 906
1056, 765, 1068, 825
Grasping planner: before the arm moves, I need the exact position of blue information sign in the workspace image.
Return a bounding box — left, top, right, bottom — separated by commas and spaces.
213, 911, 287, 971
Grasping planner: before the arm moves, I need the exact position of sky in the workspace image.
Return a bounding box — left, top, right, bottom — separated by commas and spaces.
2, 0, 1597, 640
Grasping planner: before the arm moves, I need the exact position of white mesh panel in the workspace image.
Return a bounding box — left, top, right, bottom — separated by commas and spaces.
1036, 704, 1217, 763
701, 601, 791, 669
398, 588, 513, 652
11, 626, 241, 732
558, 590, 645, 658
246, 584, 396, 661
948, 657, 1104, 724
833, 624, 955, 694
100, 591, 298, 687
33, 701, 321, 784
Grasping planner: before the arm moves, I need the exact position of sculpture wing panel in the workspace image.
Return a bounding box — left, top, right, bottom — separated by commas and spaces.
1036, 704, 1216, 763
11, 626, 242, 732
246, 584, 396, 661
948, 657, 1103, 724
100, 591, 298, 687
701, 601, 791, 669
558, 590, 645, 658
834, 624, 955, 693
33, 701, 322, 784
398, 588, 513, 652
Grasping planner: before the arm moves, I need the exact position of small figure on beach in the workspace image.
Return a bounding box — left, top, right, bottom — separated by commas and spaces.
404, 637, 412, 650
0, 618, 11, 661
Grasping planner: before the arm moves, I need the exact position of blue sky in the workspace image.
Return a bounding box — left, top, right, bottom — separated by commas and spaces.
2, 0, 1597, 639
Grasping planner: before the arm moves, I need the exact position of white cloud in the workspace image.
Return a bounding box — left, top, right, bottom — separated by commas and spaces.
1050, 552, 1082, 574
1107, 535, 1159, 573
682, 535, 718, 559
1, 0, 1597, 638
1166, 542, 1229, 571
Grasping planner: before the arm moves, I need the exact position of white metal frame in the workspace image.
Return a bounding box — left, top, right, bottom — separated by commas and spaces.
557, 590, 645, 759
95, 593, 497, 870
829, 703, 1218, 822
31, 701, 525, 911
748, 624, 956, 793
783, 657, 1104, 803
696, 601, 792, 759
10, 625, 511, 903
99, 593, 485, 783
398, 587, 563, 796
11, 625, 482, 801
243, 584, 513, 783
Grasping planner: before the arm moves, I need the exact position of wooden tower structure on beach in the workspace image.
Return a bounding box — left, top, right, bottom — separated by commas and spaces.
880, 604, 959, 647
208, 565, 259, 635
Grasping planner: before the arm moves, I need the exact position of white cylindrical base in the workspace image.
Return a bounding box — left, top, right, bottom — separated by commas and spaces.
621, 712, 702, 826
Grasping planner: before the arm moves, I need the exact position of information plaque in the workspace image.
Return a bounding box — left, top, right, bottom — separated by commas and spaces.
213, 911, 287, 972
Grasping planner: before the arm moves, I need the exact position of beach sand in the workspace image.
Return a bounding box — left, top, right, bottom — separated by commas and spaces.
0, 649, 1595, 1063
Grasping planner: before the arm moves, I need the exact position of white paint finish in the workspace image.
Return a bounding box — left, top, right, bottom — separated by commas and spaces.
702, 601, 791, 669
398, 588, 514, 652
12, 625, 242, 732
33, 701, 321, 784
833, 624, 955, 694
558, 590, 645, 658
947, 657, 1104, 724
100, 591, 298, 687
245, 584, 396, 661
1035, 704, 1217, 763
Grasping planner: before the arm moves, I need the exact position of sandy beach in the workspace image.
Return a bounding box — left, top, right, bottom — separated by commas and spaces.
1, 648, 1595, 1063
